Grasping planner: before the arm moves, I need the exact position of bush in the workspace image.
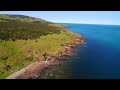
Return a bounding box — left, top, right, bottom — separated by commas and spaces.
0, 19, 61, 41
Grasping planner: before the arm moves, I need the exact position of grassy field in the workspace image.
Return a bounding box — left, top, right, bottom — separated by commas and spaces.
0, 14, 82, 78
0, 30, 77, 78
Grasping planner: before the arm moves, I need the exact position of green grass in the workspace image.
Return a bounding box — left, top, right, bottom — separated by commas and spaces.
0, 15, 11, 19
0, 14, 47, 22
48, 23, 63, 28
0, 15, 62, 41
0, 30, 78, 79
0, 14, 82, 78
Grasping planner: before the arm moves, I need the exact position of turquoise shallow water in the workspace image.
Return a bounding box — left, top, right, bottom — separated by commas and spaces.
45, 23, 120, 79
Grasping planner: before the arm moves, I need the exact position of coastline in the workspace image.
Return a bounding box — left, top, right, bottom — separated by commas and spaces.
6, 34, 84, 79
0, 14, 85, 79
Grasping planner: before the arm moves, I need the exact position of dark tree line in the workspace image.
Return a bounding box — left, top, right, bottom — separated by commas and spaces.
0, 19, 62, 41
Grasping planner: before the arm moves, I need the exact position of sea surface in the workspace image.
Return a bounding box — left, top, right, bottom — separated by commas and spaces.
44, 23, 120, 79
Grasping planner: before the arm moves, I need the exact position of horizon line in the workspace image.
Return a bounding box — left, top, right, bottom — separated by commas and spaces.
55, 22, 120, 26
0, 14, 120, 26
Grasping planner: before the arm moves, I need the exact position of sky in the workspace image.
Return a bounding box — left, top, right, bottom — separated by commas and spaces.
0, 11, 120, 25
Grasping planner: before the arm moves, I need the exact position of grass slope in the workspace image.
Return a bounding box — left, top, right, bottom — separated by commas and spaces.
0, 14, 81, 78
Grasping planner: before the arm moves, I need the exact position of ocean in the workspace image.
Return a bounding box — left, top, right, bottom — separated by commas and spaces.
44, 23, 120, 79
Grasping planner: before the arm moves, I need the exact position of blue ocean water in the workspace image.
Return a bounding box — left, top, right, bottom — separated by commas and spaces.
45, 23, 120, 79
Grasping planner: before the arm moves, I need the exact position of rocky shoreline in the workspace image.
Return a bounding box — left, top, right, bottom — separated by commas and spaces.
6, 34, 84, 79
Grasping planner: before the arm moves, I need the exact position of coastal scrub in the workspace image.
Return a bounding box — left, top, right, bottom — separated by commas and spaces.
0, 14, 83, 79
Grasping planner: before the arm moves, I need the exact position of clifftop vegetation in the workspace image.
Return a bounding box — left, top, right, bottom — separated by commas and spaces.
0, 14, 64, 41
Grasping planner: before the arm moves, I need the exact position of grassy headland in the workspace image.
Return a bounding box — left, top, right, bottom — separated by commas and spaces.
0, 14, 83, 79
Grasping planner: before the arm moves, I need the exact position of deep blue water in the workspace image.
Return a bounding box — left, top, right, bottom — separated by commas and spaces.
45, 23, 120, 79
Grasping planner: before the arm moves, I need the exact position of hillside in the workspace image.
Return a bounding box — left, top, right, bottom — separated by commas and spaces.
0, 14, 64, 41
0, 14, 83, 79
